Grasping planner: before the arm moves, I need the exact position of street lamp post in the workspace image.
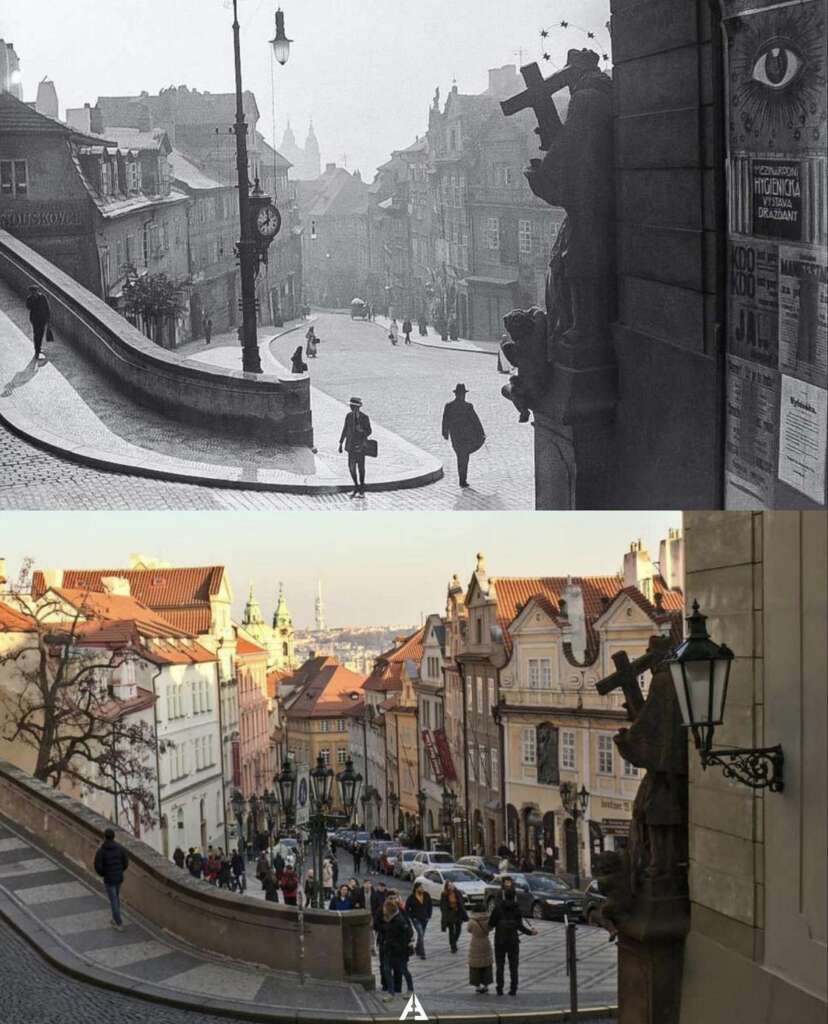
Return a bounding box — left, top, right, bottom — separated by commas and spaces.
440, 784, 457, 855
276, 758, 296, 830
262, 788, 279, 859
559, 782, 590, 889
248, 793, 262, 851
389, 790, 399, 836
230, 1, 290, 374
416, 788, 427, 848
230, 789, 246, 855
308, 754, 334, 908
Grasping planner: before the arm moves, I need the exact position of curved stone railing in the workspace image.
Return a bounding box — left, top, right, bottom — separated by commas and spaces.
0, 758, 372, 988
0, 230, 312, 445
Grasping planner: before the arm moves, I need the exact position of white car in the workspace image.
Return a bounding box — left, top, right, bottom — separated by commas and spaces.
414, 867, 488, 911
410, 850, 455, 872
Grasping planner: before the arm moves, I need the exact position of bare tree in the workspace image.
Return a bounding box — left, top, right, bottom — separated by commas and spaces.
0, 558, 167, 832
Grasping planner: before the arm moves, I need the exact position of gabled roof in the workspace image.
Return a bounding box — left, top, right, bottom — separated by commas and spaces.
235, 632, 267, 658
169, 149, 224, 190
74, 620, 215, 665
31, 566, 225, 636
102, 126, 171, 154
283, 656, 366, 718
48, 587, 191, 635
363, 627, 425, 693
0, 90, 113, 146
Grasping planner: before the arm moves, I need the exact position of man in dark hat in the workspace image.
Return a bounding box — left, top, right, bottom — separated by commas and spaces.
25, 285, 51, 362
339, 397, 373, 499
441, 383, 485, 488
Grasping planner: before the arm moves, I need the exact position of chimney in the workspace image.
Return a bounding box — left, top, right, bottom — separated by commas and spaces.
623, 540, 653, 590
40, 568, 64, 590
89, 104, 104, 135
560, 578, 587, 663
658, 528, 684, 591
100, 576, 131, 597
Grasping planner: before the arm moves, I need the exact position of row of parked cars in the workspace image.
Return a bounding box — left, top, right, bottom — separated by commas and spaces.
329, 831, 607, 924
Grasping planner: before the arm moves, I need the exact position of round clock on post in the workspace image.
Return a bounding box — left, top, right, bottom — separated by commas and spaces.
254, 203, 282, 242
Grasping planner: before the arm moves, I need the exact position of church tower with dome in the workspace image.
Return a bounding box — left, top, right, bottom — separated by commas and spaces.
240, 581, 296, 670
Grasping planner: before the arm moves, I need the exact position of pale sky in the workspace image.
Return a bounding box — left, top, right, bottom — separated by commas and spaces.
0, 511, 681, 629
1, 0, 611, 178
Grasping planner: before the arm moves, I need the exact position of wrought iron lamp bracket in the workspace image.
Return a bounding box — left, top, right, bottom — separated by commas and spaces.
700, 744, 784, 792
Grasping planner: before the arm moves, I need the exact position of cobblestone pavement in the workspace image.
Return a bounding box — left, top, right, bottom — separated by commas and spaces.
1, 311, 534, 510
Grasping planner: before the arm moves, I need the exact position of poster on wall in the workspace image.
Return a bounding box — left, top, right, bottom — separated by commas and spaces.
722, 0, 827, 508
725, 355, 780, 505
728, 238, 779, 366
778, 375, 828, 501
778, 245, 828, 387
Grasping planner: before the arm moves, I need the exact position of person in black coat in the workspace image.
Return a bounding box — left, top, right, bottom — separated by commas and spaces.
25, 285, 51, 361
371, 882, 389, 987
93, 828, 129, 929
439, 881, 469, 953
291, 345, 308, 373
379, 896, 414, 996
402, 317, 413, 345
487, 876, 538, 996
404, 881, 433, 959
339, 397, 373, 499
441, 383, 485, 488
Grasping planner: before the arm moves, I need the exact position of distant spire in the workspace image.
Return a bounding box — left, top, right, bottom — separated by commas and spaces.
242, 581, 264, 626
272, 581, 293, 629
315, 580, 326, 631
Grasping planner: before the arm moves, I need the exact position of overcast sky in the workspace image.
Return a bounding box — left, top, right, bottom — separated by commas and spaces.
2, 0, 611, 178
1, 511, 681, 629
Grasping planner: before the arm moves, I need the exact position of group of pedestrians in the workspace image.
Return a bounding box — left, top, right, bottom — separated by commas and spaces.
386, 317, 415, 346
171, 845, 247, 892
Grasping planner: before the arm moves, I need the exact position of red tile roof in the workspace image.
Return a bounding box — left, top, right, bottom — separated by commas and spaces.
0, 601, 36, 632
98, 686, 158, 719
235, 634, 267, 657
284, 656, 366, 718
74, 620, 215, 665
364, 627, 425, 693
31, 566, 225, 636
266, 667, 291, 700
51, 588, 191, 634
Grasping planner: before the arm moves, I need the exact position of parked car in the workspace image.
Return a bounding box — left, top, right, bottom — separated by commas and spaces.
581, 879, 608, 926
456, 855, 500, 882
394, 849, 422, 881
410, 850, 456, 874
484, 872, 585, 921
415, 867, 488, 911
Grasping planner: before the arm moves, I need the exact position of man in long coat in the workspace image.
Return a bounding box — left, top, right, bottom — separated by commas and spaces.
442, 383, 485, 488
339, 396, 373, 498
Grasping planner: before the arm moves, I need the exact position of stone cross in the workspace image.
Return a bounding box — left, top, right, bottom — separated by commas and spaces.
500, 62, 565, 151
595, 638, 673, 721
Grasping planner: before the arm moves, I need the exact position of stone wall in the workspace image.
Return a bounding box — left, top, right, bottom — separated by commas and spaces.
681, 511, 827, 1023
0, 229, 313, 445
0, 757, 373, 988
610, 0, 725, 508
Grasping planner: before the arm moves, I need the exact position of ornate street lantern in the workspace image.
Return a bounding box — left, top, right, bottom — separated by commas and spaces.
262, 788, 278, 830
666, 601, 784, 791
270, 8, 292, 65
230, 788, 245, 822
336, 755, 363, 822
276, 758, 296, 824
309, 752, 334, 811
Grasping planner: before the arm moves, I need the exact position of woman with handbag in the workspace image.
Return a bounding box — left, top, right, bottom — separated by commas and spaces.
440, 880, 468, 953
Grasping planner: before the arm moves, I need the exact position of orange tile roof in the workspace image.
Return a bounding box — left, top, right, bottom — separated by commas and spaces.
235, 634, 267, 657
31, 566, 224, 636
284, 656, 366, 718
364, 627, 425, 693
52, 588, 192, 634
266, 667, 291, 700
0, 601, 36, 632
75, 620, 216, 665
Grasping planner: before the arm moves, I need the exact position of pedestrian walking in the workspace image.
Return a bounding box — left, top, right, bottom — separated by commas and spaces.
402, 317, 413, 345
371, 881, 389, 987
188, 848, 204, 879
418, 315, 428, 336
367, 302, 374, 321
217, 853, 232, 889
256, 851, 270, 888
441, 383, 485, 488
467, 910, 494, 994
273, 849, 285, 881
172, 847, 185, 869
362, 879, 374, 920
203, 315, 213, 345
379, 895, 414, 1001
304, 868, 317, 906
322, 858, 334, 900
291, 345, 308, 373
353, 843, 363, 875
231, 849, 246, 892
306, 325, 319, 358
339, 397, 373, 499
330, 883, 354, 910
405, 881, 433, 959
261, 867, 280, 902
440, 880, 468, 953
280, 863, 299, 905
93, 827, 129, 931
388, 318, 399, 346
331, 854, 339, 886
25, 285, 51, 362
488, 875, 538, 996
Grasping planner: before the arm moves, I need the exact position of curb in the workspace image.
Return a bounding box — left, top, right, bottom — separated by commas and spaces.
362, 317, 497, 358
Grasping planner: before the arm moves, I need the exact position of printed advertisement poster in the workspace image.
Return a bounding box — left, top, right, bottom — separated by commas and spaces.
752, 159, 802, 240
728, 239, 779, 365
778, 375, 828, 502
778, 245, 828, 387
725, 355, 780, 505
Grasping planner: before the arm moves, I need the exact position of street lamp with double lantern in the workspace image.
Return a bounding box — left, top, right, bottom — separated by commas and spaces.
559, 781, 589, 889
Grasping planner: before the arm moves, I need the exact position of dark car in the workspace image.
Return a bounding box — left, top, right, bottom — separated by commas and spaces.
484, 872, 585, 921
457, 855, 500, 882
582, 879, 608, 926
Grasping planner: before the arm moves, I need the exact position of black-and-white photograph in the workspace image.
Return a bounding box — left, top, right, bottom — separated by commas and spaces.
1, 0, 824, 511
